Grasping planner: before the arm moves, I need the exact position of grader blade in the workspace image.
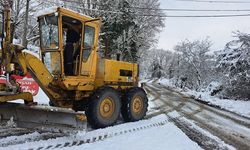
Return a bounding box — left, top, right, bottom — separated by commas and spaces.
0, 103, 87, 132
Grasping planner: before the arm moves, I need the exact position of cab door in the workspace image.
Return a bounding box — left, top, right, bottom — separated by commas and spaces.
79, 21, 100, 79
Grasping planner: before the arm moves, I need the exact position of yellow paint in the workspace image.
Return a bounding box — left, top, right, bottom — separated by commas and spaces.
0, 92, 33, 103
0, 7, 139, 108
76, 114, 87, 121
132, 96, 143, 114
99, 97, 115, 118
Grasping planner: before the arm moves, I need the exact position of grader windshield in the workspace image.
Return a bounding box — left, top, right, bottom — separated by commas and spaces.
39, 15, 61, 75
39, 15, 59, 49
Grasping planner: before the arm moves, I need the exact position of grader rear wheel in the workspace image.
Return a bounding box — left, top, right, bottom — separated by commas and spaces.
122, 87, 148, 122
86, 87, 121, 129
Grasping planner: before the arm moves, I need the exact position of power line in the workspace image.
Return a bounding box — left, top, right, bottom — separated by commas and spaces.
44, 0, 250, 18
156, 14, 250, 18
176, 0, 250, 4
126, 6, 250, 12
60, 0, 250, 12
144, 8, 250, 12
58, 0, 250, 12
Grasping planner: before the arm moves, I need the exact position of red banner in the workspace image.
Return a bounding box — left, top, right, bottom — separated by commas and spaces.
0, 74, 39, 96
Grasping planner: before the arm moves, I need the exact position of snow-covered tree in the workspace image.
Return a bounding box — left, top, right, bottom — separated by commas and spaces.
0, 0, 164, 60
217, 32, 250, 100
139, 49, 174, 79
5, 0, 40, 46
173, 39, 214, 90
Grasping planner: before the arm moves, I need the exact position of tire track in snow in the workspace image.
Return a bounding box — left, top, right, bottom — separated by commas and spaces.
144, 84, 232, 149
28, 118, 169, 150
147, 83, 250, 129
145, 83, 250, 150
154, 83, 250, 128
0, 128, 35, 139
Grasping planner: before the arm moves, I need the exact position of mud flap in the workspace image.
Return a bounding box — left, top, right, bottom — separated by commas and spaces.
0, 103, 87, 132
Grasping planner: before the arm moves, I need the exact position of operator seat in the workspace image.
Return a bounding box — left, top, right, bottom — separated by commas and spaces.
64, 28, 80, 76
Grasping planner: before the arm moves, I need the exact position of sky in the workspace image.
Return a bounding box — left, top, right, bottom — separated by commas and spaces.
157, 0, 250, 51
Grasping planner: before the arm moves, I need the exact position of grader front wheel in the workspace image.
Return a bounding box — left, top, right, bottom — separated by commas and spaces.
86, 87, 121, 129
122, 87, 148, 122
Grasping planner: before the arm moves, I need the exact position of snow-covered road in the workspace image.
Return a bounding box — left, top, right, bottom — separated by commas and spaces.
144, 82, 250, 150
1, 82, 250, 150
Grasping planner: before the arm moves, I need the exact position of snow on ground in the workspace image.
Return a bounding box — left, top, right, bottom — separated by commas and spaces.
140, 78, 154, 84
158, 78, 175, 87
63, 122, 201, 150
12, 88, 49, 105
147, 89, 157, 112
3, 115, 201, 150
157, 78, 250, 118
33, 88, 50, 105
168, 111, 235, 150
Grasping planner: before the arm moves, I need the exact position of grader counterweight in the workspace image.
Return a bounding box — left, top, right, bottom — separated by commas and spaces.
0, 6, 148, 130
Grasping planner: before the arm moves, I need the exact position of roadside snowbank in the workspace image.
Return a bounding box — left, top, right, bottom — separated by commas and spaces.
186, 90, 250, 118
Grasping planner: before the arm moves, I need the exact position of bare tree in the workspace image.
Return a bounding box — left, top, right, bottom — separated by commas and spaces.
22, 0, 30, 47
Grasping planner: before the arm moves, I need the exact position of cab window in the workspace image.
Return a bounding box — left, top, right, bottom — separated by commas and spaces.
83, 25, 95, 61
39, 15, 58, 50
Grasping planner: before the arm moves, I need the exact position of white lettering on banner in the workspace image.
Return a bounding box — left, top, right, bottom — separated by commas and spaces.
21, 86, 36, 95
18, 81, 33, 85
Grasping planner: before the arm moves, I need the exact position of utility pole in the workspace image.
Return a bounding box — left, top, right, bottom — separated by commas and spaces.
22, 0, 30, 48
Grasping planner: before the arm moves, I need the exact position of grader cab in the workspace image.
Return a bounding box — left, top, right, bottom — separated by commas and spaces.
0, 6, 148, 130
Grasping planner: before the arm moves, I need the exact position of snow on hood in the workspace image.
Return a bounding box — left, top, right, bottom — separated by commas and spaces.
36, 6, 58, 17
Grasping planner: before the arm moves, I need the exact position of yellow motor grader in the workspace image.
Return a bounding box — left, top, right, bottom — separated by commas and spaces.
0, 4, 148, 130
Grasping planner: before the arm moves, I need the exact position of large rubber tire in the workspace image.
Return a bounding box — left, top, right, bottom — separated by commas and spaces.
86, 87, 121, 129
121, 87, 148, 122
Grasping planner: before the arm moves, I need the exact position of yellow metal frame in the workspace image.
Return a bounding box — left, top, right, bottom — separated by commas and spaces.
38, 7, 139, 92
0, 7, 139, 108
0, 92, 33, 104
